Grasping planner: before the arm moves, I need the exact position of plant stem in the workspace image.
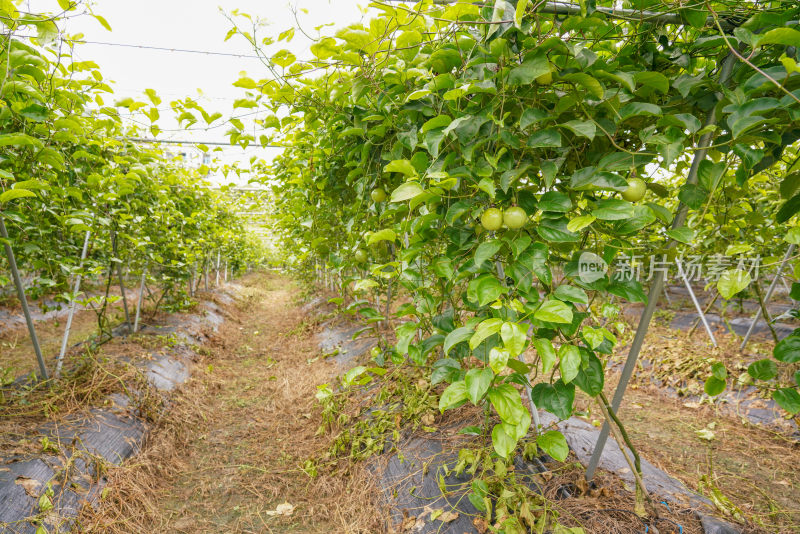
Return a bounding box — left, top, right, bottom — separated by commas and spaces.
752, 280, 779, 342
688, 292, 719, 336
597, 392, 653, 517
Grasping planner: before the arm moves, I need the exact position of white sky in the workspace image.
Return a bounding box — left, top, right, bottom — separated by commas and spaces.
24, 0, 374, 184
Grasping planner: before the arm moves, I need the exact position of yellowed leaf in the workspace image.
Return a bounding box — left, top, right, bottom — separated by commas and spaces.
399, 515, 423, 532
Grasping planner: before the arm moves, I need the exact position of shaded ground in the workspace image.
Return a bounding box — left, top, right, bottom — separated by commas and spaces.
0, 308, 100, 379
0, 281, 235, 533
0, 285, 145, 377
617, 388, 800, 533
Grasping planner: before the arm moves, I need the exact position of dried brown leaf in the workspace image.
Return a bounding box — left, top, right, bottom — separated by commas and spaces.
15, 476, 41, 497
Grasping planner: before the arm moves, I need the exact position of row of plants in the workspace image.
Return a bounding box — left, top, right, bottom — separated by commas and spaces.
0, 2, 267, 373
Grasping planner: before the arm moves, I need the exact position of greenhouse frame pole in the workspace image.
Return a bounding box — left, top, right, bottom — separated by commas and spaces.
676, 259, 717, 347
740, 244, 795, 350
586, 51, 737, 481
56, 230, 91, 377
0, 215, 49, 379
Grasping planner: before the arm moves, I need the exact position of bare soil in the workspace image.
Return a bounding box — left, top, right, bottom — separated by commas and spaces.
0, 286, 149, 378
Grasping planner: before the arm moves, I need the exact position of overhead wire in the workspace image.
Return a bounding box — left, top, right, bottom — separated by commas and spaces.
14, 34, 264, 59
12, 33, 278, 139
118, 108, 267, 132
74, 39, 262, 59
15, 31, 342, 69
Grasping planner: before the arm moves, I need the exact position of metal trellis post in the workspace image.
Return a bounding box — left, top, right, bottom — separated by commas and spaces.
204, 256, 209, 291
585, 51, 737, 481
133, 269, 147, 333
56, 230, 91, 377
740, 244, 795, 350
781, 276, 792, 297
676, 259, 717, 347
216, 250, 221, 286
663, 286, 672, 305
0, 215, 49, 379
112, 233, 132, 334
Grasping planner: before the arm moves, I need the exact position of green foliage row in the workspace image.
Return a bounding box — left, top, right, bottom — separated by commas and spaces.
0, 4, 265, 340
235, 0, 800, 470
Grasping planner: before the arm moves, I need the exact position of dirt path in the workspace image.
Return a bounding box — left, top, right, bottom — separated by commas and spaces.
78, 273, 380, 533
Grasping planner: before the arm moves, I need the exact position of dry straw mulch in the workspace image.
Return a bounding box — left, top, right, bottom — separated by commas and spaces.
77, 273, 383, 533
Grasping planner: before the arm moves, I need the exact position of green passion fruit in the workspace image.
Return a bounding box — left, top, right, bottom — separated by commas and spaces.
535, 71, 553, 85
481, 208, 504, 231
503, 206, 528, 229
371, 187, 387, 203
621, 177, 647, 202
